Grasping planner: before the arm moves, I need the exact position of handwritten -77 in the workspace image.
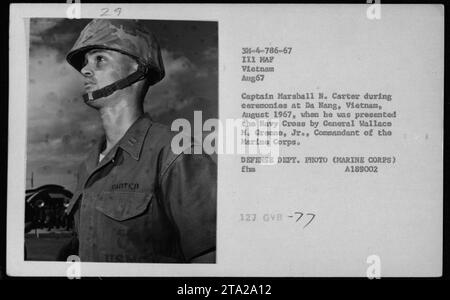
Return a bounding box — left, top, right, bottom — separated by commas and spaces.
287, 212, 316, 228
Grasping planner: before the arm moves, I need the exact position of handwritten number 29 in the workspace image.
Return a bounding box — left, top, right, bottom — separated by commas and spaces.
100, 8, 122, 17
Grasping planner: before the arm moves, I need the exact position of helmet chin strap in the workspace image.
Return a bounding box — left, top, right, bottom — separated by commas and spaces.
83, 64, 149, 103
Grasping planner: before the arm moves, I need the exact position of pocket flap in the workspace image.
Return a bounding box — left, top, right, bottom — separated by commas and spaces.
95, 192, 152, 221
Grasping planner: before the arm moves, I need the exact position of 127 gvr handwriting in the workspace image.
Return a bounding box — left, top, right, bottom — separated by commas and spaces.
240, 211, 316, 228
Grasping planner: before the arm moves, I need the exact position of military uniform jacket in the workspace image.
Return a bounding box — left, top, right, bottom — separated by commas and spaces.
66, 114, 217, 263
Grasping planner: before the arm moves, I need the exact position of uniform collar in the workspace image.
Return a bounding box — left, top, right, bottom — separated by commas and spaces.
118, 113, 153, 161
84, 113, 153, 173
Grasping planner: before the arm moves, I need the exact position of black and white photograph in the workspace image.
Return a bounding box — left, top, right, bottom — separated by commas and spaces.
24, 18, 218, 263
5, 3, 446, 281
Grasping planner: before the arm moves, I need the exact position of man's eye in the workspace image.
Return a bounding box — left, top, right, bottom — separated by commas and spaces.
96, 56, 105, 63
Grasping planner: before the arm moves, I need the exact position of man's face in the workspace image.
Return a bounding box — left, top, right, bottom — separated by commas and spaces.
81, 49, 137, 99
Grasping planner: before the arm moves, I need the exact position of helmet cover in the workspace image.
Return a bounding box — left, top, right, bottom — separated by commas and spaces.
67, 19, 165, 86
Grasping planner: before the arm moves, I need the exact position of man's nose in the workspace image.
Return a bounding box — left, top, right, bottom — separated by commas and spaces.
81, 63, 94, 77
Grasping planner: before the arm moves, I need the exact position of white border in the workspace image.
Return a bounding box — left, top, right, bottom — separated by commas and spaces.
8, 3, 444, 278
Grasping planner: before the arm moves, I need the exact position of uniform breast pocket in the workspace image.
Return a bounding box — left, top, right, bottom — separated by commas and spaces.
95, 192, 152, 222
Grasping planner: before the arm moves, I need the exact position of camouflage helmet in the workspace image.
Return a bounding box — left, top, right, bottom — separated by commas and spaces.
66, 19, 165, 102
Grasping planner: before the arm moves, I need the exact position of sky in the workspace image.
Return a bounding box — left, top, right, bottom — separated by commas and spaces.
26, 18, 218, 191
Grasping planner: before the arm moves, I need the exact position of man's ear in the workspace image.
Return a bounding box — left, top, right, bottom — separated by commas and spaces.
132, 60, 139, 72
122, 54, 139, 73
130, 58, 139, 73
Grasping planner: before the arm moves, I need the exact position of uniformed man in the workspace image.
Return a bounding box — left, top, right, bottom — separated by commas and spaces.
63, 19, 216, 263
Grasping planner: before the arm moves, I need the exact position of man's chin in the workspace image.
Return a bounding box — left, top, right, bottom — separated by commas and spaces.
84, 96, 106, 109
83, 86, 106, 108
83, 92, 120, 110
84, 86, 97, 93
